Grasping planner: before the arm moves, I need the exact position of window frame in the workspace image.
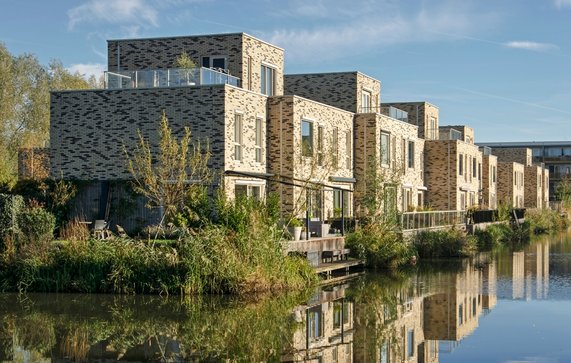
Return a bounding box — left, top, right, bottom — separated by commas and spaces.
234, 113, 243, 161
255, 117, 263, 163
345, 130, 352, 169
380, 131, 391, 167
260, 64, 275, 96
301, 119, 314, 157
407, 141, 415, 169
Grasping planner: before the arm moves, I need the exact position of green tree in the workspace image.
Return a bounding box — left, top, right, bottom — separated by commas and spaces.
556, 176, 571, 208
0, 43, 92, 186
125, 111, 211, 228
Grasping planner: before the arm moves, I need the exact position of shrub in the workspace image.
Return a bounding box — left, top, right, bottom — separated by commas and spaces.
525, 208, 568, 234
346, 221, 416, 270
59, 218, 90, 241
413, 228, 477, 258
17, 207, 56, 258
0, 194, 24, 243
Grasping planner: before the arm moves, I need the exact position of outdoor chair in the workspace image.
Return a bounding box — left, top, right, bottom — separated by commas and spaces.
93, 220, 111, 239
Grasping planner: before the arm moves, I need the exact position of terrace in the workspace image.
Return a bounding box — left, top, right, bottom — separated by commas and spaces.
104, 67, 240, 89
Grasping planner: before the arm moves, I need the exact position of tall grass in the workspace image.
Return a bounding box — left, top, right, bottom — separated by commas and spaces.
525, 208, 568, 234
412, 227, 478, 258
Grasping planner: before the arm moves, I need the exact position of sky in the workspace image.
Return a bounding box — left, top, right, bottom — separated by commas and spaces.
1, 0, 570, 142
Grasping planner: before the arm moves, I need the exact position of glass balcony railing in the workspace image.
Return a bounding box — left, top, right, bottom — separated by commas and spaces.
104, 67, 240, 89
380, 106, 409, 122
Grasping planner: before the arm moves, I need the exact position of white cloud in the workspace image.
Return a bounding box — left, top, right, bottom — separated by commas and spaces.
555, 0, 571, 8
67, 63, 107, 80
504, 41, 559, 51
268, 2, 494, 62
68, 0, 159, 30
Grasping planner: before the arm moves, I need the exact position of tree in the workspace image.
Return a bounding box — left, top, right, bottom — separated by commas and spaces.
556, 176, 571, 209
0, 43, 92, 185
125, 111, 211, 228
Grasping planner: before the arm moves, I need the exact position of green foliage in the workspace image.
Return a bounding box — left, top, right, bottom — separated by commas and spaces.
175, 51, 196, 69
556, 176, 571, 208
346, 221, 415, 270
16, 207, 56, 257
412, 228, 478, 258
476, 222, 530, 250
0, 193, 24, 240
525, 208, 568, 234
496, 201, 512, 221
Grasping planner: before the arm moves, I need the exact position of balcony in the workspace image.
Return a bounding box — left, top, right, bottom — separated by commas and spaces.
104, 67, 240, 89
380, 106, 409, 122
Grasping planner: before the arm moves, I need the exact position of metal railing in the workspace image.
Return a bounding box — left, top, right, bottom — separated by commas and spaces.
400, 210, 466, 231
104, 67, 240, 89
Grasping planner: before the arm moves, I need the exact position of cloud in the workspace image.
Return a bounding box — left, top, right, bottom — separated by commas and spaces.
268, 2, 494, 62
555, 0, 571, 8
67, 63, 107, 80
68, 0, 159, 30
503, 41, 559, 51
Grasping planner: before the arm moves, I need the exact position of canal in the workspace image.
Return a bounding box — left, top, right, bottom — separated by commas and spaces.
1, 231, 571, 362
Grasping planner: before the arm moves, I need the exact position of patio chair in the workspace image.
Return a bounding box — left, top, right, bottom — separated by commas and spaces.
93, 220, 111, 239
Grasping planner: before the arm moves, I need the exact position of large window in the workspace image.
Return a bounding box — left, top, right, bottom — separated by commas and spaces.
361, 90, 372, 113
301, 120, 313, 157
255, 117, 263, 163
260, 64, 275, 96
234, 113, 243, 161
380, 132, 391, 167
459, 154, 464, 175
308, 306, 323, 340
346, 131, 352, 169
407, 141, 415, 169
332, 127, 339, 167
202, 55, 227, 69
333, 189, 350, 217
317, 125, 324, 166
407, 329, 415, 358
235, 183, 262, 200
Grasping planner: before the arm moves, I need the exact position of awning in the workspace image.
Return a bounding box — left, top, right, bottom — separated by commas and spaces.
329, 176, 357, 183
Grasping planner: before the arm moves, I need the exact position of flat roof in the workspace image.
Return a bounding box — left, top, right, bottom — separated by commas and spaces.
381, 101, 439, 109
107, 32, 284, 51
478, 141, 571, 147
285, 71, 381, 84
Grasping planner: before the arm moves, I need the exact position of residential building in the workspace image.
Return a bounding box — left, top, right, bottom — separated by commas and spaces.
480, 147, 498, 209
478, 141, 563, 201
497, 162, 525, 208
381, 102, 440, 140
424, 126, 483, 211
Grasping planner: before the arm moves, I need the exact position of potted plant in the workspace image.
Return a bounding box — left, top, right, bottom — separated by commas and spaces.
287, 217, 303, 241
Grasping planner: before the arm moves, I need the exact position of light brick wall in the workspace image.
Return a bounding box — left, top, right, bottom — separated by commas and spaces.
524, 165, 544, 209
354, 113, 424, 214
440, 125, 475, 144
542, 169, 550, 208
107, 33, 285, 96
381, 102, 439, 140
481, 155, 498, 209
267, 95, 354, 219
492, 147, 532, 167
284, 72, 381, 113
497, 162, 525, 207
425, 140, 482, 210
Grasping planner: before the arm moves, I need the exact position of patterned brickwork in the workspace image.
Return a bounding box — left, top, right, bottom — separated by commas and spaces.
18, 148, 50, 180
497, 162, 525, 207
284, 72, 381, 113
267, 95, 354, 219
107, 33, 285, 95
354, 113, 424, 214
492, 147, 532, 167
381, 102, 439, 140
481, 155, 498, 209
425, 140, 482, 210
524, 165, 544, 209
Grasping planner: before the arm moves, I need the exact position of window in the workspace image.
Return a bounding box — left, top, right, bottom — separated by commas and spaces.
260, 64, 275, 96
459, 154, 464, 175
478, 163, 482, 181
380, 342, 389, 363
317, 125, 324, 166
492, 165, 497, 182
332, 127, 339, 167
255, 117, 263, 163
301, 120, 313, 156
380, 132, 391, 167
428, 116, 437, 139
234, 113, 243, 161
346, 131, 352, 169
361, 90, 372, 112
333, 189, 350, 217
202, 56, 227, 69
407, 329, 415, 358
307, 188, 322, 221
472, 158, 477, 179
333, 301, 342, 329
407, 141, 415, 168
308, 306, 323, 340
235, 184, 263, 200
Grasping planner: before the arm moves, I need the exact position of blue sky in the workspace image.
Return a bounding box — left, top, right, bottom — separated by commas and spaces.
1, 0, 570, 142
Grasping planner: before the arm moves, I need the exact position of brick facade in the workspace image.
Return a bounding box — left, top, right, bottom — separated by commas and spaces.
381, 102, 439, 140
492, 147, 532, 167
524, 165, 544, 209
497, 162, 525, 208
481, 154, 498, 209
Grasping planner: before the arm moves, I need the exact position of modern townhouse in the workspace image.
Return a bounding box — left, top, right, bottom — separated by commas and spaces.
424, 125, 483, 211
479, 147, 498, 209
497, 162, 525, 208
381, 101, 440, 140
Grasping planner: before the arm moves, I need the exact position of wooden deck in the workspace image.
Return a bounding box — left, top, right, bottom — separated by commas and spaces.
315, 259, 364, 277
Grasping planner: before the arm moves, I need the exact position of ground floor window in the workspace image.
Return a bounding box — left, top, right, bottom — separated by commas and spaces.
234, 182, 263, 200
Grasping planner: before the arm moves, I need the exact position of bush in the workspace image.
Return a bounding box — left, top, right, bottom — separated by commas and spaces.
413, 228, 477, 258
17, 207, 56, 258
525, 208, 568, 234
346, 222, 416, 270
0, 194, 24, 242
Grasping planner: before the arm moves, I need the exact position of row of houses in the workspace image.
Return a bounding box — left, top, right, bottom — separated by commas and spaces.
19, 32, 550, 230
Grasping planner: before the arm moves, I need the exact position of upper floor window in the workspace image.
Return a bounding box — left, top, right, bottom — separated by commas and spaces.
301, 120, 313, 157
459, 154, 464, 175
234, 113, 243, 161
260, 64, 275, 96
317, 125, 324, 166
407, 141, 415, 169
346, 131, 352, 169
332, 127, 339, 168
255, 117, 263, 163
361, 90, 372, 113
202, 56, 227, 70
380, 132, 391, 167
472, 158, 477, 179
492, 165, 496, 183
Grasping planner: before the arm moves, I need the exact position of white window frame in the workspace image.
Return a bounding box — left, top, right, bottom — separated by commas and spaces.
202, 55, 228, 70
260, 63, 276, 96
234, 112, 243, 161
361, 89, 372, 113
255, 117, 263, 163
301, 119, 314, 157
380, 131, 391, 167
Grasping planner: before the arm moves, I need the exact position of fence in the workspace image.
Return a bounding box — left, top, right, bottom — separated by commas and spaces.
400, 210, 467, 231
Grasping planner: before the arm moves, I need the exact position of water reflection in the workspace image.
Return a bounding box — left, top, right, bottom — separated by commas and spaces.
0, 233, 570, 362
